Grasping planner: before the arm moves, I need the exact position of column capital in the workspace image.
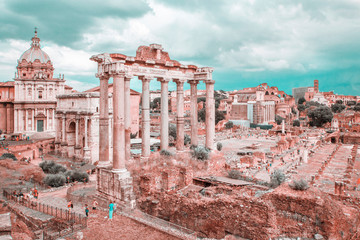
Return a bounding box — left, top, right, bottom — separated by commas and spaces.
124, 74, 132, 81
204, 79, 215, 85
138, 75, 153, 82
173, 78, 185, 85
187, 79, 199, 85
97, 73, 110, 80
157, 77, 171, 83
110, 71, 126, 78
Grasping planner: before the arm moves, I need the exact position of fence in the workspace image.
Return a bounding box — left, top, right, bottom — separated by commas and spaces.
3, 189, 87, 239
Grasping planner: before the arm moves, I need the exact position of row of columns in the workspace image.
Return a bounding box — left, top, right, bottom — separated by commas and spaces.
14, 108, 56, 132
98, 73, 215, 172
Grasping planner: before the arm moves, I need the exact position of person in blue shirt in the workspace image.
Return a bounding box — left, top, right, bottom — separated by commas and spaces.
109, 201, 114, 220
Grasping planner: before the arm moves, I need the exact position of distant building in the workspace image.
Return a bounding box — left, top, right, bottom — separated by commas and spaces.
0, 81, 15, 133
13, 30, 73, 135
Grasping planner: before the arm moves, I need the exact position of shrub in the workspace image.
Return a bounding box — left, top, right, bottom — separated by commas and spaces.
289, 179, 309, 191
44, 174, 66, 187
39, 161, 66, 174
130, 132, 138, 139
292, 119, 300, 127
228, 169, 241, 179
190, 144, 197, 150
160, 149, 172, 156
0, 153, 17, 161
184, 134, 191, 146
225, 121, 234, 129
270, 169, 285, 188
191, 146, 210, 161
169, 124, 177, 140
217, 142, 223, 151
71, 171, 89, 182
49, 164, 67, 174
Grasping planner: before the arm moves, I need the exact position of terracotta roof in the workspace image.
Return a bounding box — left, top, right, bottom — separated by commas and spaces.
0, 81, 14, 87
85, 83, 140, 95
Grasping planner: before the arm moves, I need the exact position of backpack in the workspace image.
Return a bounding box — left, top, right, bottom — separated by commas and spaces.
71, 203, 74, 208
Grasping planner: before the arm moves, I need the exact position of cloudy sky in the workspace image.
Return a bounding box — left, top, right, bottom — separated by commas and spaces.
0, 0, 359, 95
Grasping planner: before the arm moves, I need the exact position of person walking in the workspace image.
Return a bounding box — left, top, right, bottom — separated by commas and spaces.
33, 188, 38, 200
92, 200, 98, 211
68, 200, 73, 212
108, 201, 114, 221
85, 204, 89, 217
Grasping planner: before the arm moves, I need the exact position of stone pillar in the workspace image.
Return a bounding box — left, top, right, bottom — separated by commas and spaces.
75, 116, 80, 146
62, 115, 66, 142
14, 109, 18, 132
32, 109, 35, 131
124, 76, 132, 162
6, 105, 11, 133
175, 79, 185, 151
25, 109, 28, 131
158, 78, 170, 150
140, 76, 151, 157
46, 109, 49, 131
84, 117, 88, 148
282, 119, 285, 134
188, 80, 199, 146
83, 116, 91, 163
98, 75, 110, 167
112, 72, 126, 170
205, 80, 215, 149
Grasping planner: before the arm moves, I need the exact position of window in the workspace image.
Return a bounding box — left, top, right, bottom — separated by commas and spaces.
23, 73, 26, 77
38, 91, 43, 99
72, 102, 74, 107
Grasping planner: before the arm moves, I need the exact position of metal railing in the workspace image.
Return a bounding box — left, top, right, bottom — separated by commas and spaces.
3, 189, 87, 239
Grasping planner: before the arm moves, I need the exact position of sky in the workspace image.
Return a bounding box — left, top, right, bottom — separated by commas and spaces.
0, 0, 359, 95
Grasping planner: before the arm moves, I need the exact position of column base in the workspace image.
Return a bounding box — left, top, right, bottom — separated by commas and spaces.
112, 168, 131, 179
97, 168, 136, 209
97, 161, 112, 169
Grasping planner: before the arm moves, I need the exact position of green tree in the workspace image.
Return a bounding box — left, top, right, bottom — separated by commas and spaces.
307, 106, 333, 127
225, 121, 234, 129
150, 97, 161, 109
331, 103, 346, 113
275, 115, 285, 125
292, 119, 300, 127
297, 104, 306, 112
298, 97, 306, 105
347, 101, 356, 106
354, 103, 360, 112
336, 100, 343, 104
198, 109, 225, 125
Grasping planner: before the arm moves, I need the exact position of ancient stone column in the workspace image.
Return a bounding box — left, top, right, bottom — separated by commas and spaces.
84, 117, 88, 148
112, 72, 126, 170
158, 78, 170, 150
25, 109, 28, 131
32, 109, 35, 131
98, 74, 110, 166
175, 79, 185, 151
188, 80, 199, 146
6, 106, 11, 133
140, 76, 152, 157
75, 117, 80, 147
124, 76, 131, 162
62, 114, 66, 142
205, 80, 215, 149
14, 109, 18, 132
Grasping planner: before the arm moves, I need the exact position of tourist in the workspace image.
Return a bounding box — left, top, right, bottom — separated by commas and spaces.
85, 204, 89, 217
68, 200, 73, 212
33, 188, 38, 200
109, 201, 114, 221
92, 200, 98, 211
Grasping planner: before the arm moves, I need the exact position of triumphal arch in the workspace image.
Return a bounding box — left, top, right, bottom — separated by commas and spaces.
90, 44, 215, 208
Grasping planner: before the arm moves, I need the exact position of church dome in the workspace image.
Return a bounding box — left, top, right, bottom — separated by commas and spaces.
18, 30, 51, 64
